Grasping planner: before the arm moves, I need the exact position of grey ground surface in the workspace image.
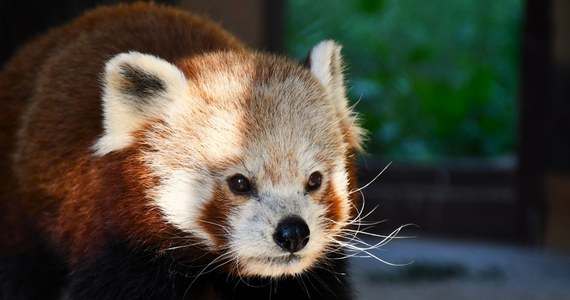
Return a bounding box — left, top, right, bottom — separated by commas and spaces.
349, 237, 570, 300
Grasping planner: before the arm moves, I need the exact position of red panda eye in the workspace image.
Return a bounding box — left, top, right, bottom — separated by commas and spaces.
306, 172, 322, 192
227, 174, 252, 195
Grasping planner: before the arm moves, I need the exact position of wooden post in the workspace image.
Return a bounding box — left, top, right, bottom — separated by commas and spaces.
543, 0, 570, 251
519, 0, 551, 245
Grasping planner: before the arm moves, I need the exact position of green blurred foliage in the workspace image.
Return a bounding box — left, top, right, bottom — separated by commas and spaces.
286, 0, 522, 161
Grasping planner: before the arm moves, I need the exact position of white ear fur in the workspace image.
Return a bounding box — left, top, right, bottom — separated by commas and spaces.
309, 41, 344, 93
93, 51, 188, 156
308, 40, 364, 151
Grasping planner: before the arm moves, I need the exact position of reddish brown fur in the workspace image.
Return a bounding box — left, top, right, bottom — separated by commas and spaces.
198, 186, 241, 252
345, 152, 361, 219
0, 6, 363, 300
0, 2, 245, 268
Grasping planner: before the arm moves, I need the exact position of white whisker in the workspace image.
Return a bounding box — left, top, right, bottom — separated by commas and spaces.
350, 161, 392, 195
325, 159, 415, 267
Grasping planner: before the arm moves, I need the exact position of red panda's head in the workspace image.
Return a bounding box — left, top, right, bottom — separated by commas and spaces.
93, 41, 363, 277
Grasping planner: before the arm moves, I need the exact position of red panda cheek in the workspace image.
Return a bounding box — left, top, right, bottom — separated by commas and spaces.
197, 186, 239, 251
321, 184, 346, 229
345, 153, 360, 219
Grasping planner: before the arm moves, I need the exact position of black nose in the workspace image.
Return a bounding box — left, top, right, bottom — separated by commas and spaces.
273, 215, 310, 253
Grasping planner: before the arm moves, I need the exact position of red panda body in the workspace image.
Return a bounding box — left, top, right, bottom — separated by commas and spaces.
0, 3, 362, 300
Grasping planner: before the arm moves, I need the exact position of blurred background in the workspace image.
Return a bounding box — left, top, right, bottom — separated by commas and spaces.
2, 0, 569, 299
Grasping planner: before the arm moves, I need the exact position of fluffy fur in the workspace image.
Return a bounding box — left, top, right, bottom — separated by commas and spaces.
0, 3, 363, 299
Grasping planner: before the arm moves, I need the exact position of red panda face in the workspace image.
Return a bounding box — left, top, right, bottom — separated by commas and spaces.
94, 42, 363, 277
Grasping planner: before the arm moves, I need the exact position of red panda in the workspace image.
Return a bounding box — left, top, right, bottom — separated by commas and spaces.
0, 3, 363, 299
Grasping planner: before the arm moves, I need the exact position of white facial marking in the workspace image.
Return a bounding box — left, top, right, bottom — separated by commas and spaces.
152, 169, 214, 247
330, 161, 351, 227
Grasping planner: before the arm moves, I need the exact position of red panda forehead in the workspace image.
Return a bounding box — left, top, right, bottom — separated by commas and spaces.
145, 52, 346, 171
177, 52, 345, 144
245, 79, 344, 157
236, 104, 345, 187
178, 51, 325, 105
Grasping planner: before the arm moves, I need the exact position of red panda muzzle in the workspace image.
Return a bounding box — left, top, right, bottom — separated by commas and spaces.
272, 215, 311, 253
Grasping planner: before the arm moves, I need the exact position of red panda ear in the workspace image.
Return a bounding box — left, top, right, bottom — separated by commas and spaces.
93, 52, 189, 156
307, 41, 364, 151
306, 40, 345, 95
